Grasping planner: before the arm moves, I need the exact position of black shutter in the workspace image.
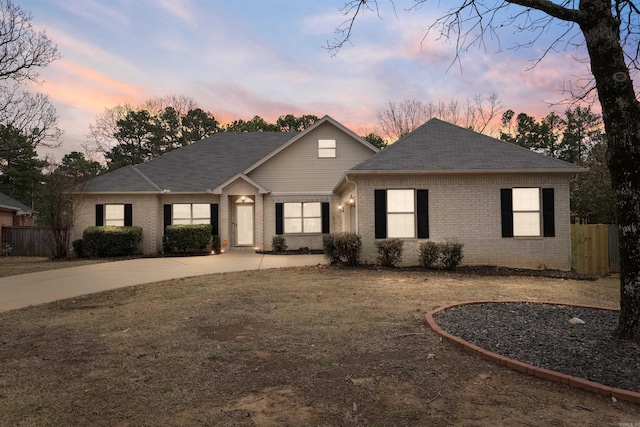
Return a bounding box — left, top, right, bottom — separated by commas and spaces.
95, 204, 104, 226
124, 204, 133, 226
210, 204, 219, 235
321, 202, 330, 234
501, 189, 513, 238
542, 188, 555, 237
374, 190, 387, 239
163, 204, 172, 232
275, 203, 284, 235
416, 189, 429, 238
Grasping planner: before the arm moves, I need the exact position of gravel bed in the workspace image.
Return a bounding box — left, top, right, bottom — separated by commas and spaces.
434, 302, 640, 393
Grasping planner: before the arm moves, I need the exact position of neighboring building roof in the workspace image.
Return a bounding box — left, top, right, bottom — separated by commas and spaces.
0, 191, 34, 213
80, 132, 297, 193
350, 118, 586, 174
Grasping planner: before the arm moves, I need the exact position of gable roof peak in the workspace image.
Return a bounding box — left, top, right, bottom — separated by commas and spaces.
350, 117, 586, 173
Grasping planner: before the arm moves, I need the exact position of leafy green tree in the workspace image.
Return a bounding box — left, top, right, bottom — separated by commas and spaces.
0, 124, 45, 207
560, 106, 605, 164
105, 110, 154, 170
224, 114, 319, 132
276, 114, 319, 131
57, 151, 103, 181
571, 142, 616, 224
224, 116, 279, 132
181, 108, 219, 144
361, 132, 387, 149
499, 110, 563, 157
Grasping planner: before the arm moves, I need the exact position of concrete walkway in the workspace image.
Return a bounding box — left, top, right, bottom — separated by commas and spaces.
0, 252, 325, 312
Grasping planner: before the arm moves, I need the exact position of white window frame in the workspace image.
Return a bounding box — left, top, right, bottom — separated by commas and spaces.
173, 203, 210, 225
318, 139, 336, 158
512, 188, 541, 237
105, 204, 125, 226
387, 189, 415, 238
284, 202, 322, 234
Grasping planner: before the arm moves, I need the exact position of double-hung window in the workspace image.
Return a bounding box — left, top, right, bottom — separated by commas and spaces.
96, 203, 132, 226
501, 188, 555, 238
512, 188, 540, 236
387, 190, 415, 238
173, 203, 210, 225
284, 202, 322, 233
275, 202, 330, 235
105, 204, 125, 226
374, 189, 429, 239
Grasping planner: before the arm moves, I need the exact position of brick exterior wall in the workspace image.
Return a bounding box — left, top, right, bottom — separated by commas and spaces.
263, 194, 340, 251
73, 193, 221, 255
350, 173, 572, 270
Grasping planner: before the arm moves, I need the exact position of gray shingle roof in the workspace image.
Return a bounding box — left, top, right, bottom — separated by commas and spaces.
0, 191, 34, 212
351, 118, 585, 173
82, 132, 298, 193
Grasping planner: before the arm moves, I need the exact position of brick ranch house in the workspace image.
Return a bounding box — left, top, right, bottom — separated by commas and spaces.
72, 115, 585, 269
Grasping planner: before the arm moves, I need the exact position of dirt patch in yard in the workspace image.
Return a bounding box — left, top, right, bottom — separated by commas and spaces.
1, 266, 638, 426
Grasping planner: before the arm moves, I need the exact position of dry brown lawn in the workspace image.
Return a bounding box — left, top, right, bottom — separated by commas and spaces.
0, 256, 105, 278
1, 259, 638, 426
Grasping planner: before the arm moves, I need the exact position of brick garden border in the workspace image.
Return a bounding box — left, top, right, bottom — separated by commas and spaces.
425, 301, 640, 405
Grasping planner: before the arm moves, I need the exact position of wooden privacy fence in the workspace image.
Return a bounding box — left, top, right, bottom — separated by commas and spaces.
571, 224, 620, 276
1, 226, 54, 257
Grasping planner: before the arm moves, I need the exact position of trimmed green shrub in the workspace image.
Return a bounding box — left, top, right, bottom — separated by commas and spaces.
334, 232, 362, 267
82, 226, 143, 257
164, 224, 212, 253
419, 241, 464, 270
272, 235, 287, 253
322, 233, 340, 265
212, 235, 222, 254
375, 238, 404, 267
419, 241, 440, 269
441, 242, 464, 270
72, 239, 84, 258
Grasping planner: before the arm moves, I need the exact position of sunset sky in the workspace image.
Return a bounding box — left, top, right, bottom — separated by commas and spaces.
25, 0, 594, 159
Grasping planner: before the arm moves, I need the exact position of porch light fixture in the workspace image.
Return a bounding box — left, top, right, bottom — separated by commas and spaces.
348, 194, 355, 205
235, 196, 254, 204
338, 204, 344, 212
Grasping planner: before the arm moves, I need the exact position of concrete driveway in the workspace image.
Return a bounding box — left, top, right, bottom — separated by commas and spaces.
0, 252, 325, 312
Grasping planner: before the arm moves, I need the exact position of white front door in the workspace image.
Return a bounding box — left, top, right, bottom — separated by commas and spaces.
236, 205, 254, 246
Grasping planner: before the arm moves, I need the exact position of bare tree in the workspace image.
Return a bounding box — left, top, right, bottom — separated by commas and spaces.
142, 95, 198, 116
378, 93, 503, 140
0, 87, 62, 147
332, 0, 640, 339
0, 0, 60, 83
377, 99, 431, 139
0, 0, 62, 148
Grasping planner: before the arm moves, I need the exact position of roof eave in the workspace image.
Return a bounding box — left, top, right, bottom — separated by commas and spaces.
346, 168, 587, 175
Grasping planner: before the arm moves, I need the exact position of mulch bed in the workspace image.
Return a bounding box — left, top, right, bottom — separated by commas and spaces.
433, 302, 640, 393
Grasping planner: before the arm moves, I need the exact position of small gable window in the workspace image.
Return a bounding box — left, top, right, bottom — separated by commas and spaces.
173, 203, 210, 225
318, 139, 336, 158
